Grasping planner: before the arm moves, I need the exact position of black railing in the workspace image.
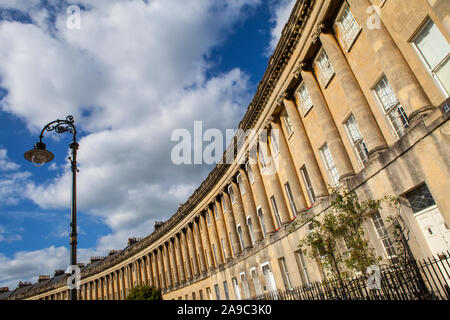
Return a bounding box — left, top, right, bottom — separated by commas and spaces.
249, 252, 450, 300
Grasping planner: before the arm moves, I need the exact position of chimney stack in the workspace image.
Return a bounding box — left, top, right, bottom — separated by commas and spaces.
54, 270, 65, 277
0, 287, 9, 293
38, 275, 50, 282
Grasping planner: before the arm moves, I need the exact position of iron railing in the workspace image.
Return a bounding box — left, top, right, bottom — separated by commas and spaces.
249, 252, 450, 300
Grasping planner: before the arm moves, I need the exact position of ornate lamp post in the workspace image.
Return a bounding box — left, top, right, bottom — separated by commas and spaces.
24, 115, 79, 301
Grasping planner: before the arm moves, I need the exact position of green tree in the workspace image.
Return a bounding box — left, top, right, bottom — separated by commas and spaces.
126, 285, 162, 300
297, 188, 397, 280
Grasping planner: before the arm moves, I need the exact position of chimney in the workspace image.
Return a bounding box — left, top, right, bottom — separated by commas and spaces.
54, 270, 65, 277
89, 256, 104, 264
38, 275, 50, 282
127, 237, 138, 246
0, 287, 9, 294
154, 221, 164, 231
108, 250, 120, 256
18, 281, 32, 288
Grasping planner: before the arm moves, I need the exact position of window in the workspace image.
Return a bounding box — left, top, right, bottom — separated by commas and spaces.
405, 184, 436, 213
247, 216, 255, 245
270, 130, 279, 155
297, 82, 313, 113
284, 182, 297, 217
237, 173, 245, 195
214, 284, 221, 300
257, 207, 267, 238
374, 76, 409, 138
371, 211, 396, 258
258, 143, 267, 169
279, 257, 293, 290
229, 232, 236, 255
223, 281, 230, 300
282, 113, 294, 135
213, 203, 219, 219
212, 243, 218, 266
295, 250, 311, 286
221, 195, 228, 212
228, 184, 236, 204
250, 268, 263, 296
413, 18, 449, 96
300, 166, 315, 204
232, 277, 241, 300
206, 287, 213, 300
320, 144, 340, 186
199, 289, 203, 300
315, 49, 334, 86
270, 196, 282, 229
344, 114, 369, 166
220, 238, 226, 259
245, 161, 255, 184
192, 292, 196, 300
206, 211, 211, 226
237, 225, 245, 251
240, 272, 251, 299
336, 2, 361, 49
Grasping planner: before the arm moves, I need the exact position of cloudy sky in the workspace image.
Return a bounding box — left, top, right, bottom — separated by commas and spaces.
0, 0, 296, 289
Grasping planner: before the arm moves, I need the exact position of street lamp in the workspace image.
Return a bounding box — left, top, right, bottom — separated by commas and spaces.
24, 115, 79, 301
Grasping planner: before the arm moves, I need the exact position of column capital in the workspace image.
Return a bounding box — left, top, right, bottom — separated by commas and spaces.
264, 115, 276, 130
312, 20, 333, 43
276, 90, 289, 107
293, 61, 307, 79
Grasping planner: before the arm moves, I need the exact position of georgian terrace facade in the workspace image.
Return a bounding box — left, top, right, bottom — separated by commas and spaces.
3, 0, 449, 300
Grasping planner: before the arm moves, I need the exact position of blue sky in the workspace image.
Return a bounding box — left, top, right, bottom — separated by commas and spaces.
0, 0, 295, 288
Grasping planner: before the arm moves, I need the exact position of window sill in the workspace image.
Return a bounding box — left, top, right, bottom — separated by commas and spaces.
303, 105, 313, 118
320, 73, 335, 89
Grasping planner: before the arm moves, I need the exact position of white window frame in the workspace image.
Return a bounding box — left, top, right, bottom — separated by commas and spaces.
257, 206, 267, 238
245, 161, 255, 184
296, 81, 313, 114
212, 243, 218, 266
270, 196, 282, 229
232, 277, 241, 300
411, 17, 449, 97
213, 203, 219, 219
223, 281, 230, 300
373, 75, 409, 139
270, 130, 280, 156
319, 144, 340, 187
284, 181, 297, 217
250, 267, 263, 296
371, 211, 396, 259
246, 215, 255, 245
236, 224, 244, 251
282, 112, 294, 136
236, 173, 245, 196
214, 283, 221, 300
335, 2, 361, 51
296, 250, 311, 287
206, 211, 211, 226
344, 114, 369, 167
300, 166, 315, 205
279, 257, 293, 290
258, 142, 267, 171
239, 272, 250, 299
228, 184, 236, 204
314, 48, 334, 87
229, 232, 236, 255
221, 195, 228, 212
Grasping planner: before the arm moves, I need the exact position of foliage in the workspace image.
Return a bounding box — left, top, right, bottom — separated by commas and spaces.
126, 285, 162, 300
298, 188, 399, 279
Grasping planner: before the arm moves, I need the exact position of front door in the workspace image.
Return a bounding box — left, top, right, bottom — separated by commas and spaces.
415, 205, 450, 256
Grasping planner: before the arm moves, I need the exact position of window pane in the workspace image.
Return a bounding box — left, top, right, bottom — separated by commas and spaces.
405, 184, 436, 213
415, 19, 450, 70
435, 56, 450, 94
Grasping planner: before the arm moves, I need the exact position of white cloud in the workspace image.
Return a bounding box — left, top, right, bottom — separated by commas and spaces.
0, 0, 261, 282
0, 225, 22, 243
266, 0, 296, 54
0, 171, 31, 206
0, 148, 20, 171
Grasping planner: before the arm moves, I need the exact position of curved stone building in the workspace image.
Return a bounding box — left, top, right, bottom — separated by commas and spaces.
2, 0, 449, 300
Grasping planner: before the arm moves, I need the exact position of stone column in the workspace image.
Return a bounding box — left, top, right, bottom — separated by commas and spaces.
246, 151, 277, 235
319, 32, 387, 156
215, 195, 232, 261
193, 219, 207, 273
163, 243, 173, 287
168, 239, 179, 285
258, 131, 291, 226
146, 254, 153, 286
180, 229, 193, 280
152, 251, 160, 288
222, 188, 242, 256
230, 179, 253, 250
298, 70, 355, 184
135, 260, 141, 285
187, 224, 200, 276
207, 204, 224, 266
158, 247, 167, 289
142, 256, 148, 285
199, 212, 215, 269
174, 235, 186, 283
348, 0, 432, 121
239, 165, 264, 242
269, 119, 307, 216
128, 264, 134, 289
